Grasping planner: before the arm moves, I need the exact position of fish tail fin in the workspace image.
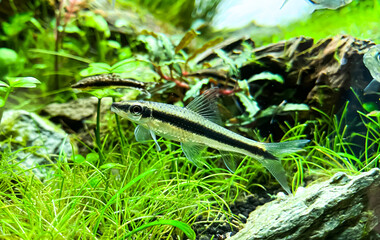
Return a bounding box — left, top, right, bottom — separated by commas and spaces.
259, 140, 309, 194
264, 139, 310, 156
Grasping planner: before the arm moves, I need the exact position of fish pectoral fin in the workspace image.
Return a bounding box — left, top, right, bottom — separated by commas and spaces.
181, 142, 208, 168
258, 158, 291, 195
150, 130, 161, 151
219, 150, 237, 173
134, 125, 161, 151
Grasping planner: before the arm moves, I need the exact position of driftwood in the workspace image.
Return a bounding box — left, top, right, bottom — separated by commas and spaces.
240, 35, 375, 114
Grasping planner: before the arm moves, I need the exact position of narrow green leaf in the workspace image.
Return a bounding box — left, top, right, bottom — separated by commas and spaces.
247, 71, 284, 84
0, 80, 9, 88
187, 37, 224, 62
93, 168, 157, 234
175, 29, 198, 54
29, 49, 92, 63
122, 220, 196, 240
100, 163, 126, 170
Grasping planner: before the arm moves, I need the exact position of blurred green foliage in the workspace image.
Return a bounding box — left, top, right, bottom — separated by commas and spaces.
121, 0, 221, 29
280, 0, 380, 42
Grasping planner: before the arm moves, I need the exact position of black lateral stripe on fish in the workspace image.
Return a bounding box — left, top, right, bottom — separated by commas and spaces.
150, 107, 276, 160
71, 74, 147, 90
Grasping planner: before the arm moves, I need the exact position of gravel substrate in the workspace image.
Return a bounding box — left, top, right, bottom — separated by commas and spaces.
192, 189, 277, 240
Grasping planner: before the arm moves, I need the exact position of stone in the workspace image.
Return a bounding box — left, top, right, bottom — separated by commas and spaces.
227, 169, 380, 240
0, 110, 73, 179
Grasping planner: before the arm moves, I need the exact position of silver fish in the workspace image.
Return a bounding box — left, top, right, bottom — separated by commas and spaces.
281, 0, 352, 10
363, 45, 380, 94
111, 89, 309, 193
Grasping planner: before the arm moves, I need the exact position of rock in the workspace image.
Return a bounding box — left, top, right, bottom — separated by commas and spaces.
227, 169, 380, 240
0, 110, 73, 179
42, 97, 113, 132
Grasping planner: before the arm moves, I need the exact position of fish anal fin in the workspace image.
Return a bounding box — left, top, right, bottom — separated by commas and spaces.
219, 150, 238, 173
364, 79, 380, 94
185, 88, 222, 124
181, 142, 208, 168
258, 158, 291, 194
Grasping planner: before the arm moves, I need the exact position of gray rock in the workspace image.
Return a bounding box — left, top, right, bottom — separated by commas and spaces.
0, 110, 73, 179
228, 169, 380, 240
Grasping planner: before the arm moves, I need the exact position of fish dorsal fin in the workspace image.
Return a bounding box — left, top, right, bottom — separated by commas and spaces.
185, 88, 222, 124
134, 125, 161, 151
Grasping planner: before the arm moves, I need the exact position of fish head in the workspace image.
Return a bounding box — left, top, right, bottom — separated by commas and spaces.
111, 100, 151, 125
364, 45, 380, 81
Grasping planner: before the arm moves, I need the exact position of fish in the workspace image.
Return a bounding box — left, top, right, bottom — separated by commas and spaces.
281, 0, 352, 10
111, 89, 309, 194
363, 45, 380, 94
71, 74, 152, 96
307, 0, 352, 9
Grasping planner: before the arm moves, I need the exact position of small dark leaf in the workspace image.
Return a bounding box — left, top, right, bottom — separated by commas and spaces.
175, 29, 198, 54
187, 37, 224, 63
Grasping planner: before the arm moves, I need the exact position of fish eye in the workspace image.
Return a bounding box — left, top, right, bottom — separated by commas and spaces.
130, 105, 143, 115
376, 52, 380, 62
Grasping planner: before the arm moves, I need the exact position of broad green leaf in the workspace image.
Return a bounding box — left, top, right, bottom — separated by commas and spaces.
247, 72, 284, 84
187, 37, 223, 62
73, 154, 86, 163
0, 97, 5, 108
86, 152, 99, 163
158, 34, 175, 60
214, 49, 238, 76
107, 40, 121, 49
367, 110, 380, 117
237, 80, 249, 92
183, 78, 210, 101
7, 77, 40, 88
0, 48, 19, 78
175, 29, 198, 54
88, 89, 123, 99
363, 102, 378, 112
80, 62, 112, 77
235, 92, 260, 118
80, 11, 110, 36
2, 12, 33, 36
121, 220, 196, 240
283, 103, 309, 111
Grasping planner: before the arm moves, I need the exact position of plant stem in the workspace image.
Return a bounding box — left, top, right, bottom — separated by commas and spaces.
112, 97, 126, 155
96, 97, 104, 166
